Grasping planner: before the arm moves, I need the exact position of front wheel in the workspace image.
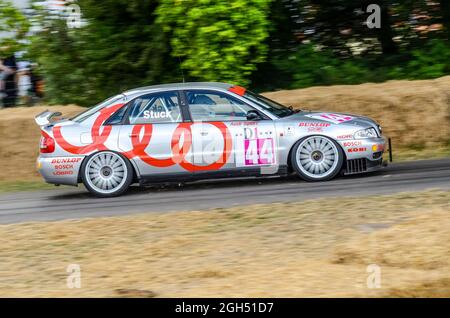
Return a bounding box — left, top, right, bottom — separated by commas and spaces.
81, 151, 133, 197
291, 135, 344, 182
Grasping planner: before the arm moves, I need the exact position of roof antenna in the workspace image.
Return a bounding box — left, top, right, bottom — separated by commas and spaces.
178, 56, 185, 83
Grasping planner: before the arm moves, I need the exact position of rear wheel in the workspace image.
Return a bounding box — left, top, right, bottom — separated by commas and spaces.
291, 135, 343, 181
81, 151, 133, 197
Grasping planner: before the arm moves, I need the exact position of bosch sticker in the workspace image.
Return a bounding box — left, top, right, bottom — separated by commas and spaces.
343, 141, 362, 147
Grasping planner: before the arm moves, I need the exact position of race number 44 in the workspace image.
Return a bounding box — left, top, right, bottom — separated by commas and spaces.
244, 138, 275, 165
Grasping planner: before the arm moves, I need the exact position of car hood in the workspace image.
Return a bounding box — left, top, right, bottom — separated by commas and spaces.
283, 111, 379, 128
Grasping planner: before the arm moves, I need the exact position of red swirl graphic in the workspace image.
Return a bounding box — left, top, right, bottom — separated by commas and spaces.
178, 122, 232, 172
53, 104, 232, 172
122, 123, 191, 167
53, 103, 124, 154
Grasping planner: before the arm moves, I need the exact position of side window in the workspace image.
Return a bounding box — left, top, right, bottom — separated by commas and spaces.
186, 90, 254, 122
128, 91, 182, 124
105, 104, 128, 125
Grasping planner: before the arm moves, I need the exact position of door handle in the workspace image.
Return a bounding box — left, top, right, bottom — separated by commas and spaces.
200, 131, 209, 136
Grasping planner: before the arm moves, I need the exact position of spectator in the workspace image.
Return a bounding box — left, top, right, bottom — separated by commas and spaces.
29, 63, 44, 100
0, 54, 18, 107
0, 58, 12, 105
18, 66, 32, 106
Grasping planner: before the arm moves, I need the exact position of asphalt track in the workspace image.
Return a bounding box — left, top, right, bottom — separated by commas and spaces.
0, 158, 449, 224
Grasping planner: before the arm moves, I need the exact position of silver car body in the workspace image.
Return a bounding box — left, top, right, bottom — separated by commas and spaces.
36, 82, 386, 187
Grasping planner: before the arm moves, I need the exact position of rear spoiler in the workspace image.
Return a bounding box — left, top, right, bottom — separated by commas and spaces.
34, 110, 62, 127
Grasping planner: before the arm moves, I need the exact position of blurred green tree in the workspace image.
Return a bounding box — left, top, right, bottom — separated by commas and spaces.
27, 0, 450, 104
156, 0, 272, 86
30, 0, 179, 106
254, 0, 450, 90
0, 0, 29, 56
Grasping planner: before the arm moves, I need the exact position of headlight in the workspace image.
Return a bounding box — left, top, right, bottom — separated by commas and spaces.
354, 127, 378, 139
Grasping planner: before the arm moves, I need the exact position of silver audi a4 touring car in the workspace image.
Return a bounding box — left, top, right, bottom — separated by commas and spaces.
35, 82, 387, 197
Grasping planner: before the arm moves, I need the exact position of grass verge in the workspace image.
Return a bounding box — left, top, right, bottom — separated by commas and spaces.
0, 180, 66, 193
0, 190, 448, 297
390, 146, 450, 161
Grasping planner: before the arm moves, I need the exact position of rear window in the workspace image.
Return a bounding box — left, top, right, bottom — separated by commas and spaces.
71, 94, 126, 123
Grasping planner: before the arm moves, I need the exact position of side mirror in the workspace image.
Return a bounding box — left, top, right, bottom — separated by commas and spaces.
246, 110, 261, 121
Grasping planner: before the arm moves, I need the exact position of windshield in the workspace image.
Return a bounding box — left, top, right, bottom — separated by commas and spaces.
243, 91, 295, 118
71, 94, 125, 123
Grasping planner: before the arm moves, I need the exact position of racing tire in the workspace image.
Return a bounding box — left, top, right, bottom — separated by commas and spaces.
290, 135, 344, 182
81, 151, 133, 197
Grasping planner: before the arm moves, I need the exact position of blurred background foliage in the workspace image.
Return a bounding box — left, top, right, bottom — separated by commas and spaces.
28, 0, 176, 105
0, 0, 29, 55
156, 0, 272, 86
3, 0, 448, 106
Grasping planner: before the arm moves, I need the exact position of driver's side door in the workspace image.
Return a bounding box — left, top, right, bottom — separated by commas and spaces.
184, 89, 279, 176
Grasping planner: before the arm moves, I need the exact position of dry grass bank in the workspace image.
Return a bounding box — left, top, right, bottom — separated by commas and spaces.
0, 190, 448, 297
0, 105, 83, 182
0, 76, 449, 183
264, 76, 450, 157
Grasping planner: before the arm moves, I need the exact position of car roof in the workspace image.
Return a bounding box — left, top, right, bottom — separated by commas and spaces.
122, 82, 234, 96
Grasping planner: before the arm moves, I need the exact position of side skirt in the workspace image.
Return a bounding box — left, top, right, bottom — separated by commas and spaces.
139, 165, 289, 186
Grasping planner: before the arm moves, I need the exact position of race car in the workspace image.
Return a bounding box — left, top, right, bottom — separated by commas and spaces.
35, 82, 387, 197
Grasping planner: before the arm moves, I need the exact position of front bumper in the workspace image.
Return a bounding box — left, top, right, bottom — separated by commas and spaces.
344, 157, 384, 175
37, 155, 84, 186
339, 137, 387, 175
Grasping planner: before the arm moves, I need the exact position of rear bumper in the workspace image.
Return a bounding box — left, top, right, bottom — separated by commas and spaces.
37, 155, 84, 186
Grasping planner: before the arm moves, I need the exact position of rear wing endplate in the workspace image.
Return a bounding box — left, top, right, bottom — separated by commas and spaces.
34, 110, 62, 127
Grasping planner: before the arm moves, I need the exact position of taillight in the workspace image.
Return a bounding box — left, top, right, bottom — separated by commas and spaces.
40, 131, 55, 153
